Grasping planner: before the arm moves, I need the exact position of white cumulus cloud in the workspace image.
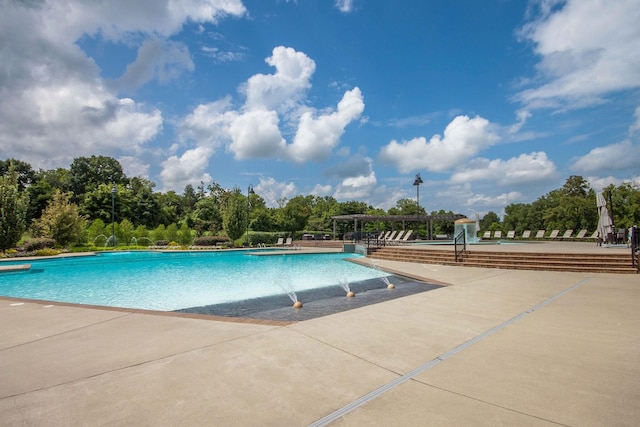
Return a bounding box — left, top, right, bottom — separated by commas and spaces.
255, 177, 298, 208
571, 140, 640, 173
175, 46, 364, 177
287, 87, 364, 162
160, 146, 214, 191
243, 46, 316, 114
378, 115, 500, 173
450, 152, 557, 185
0, 0, 244, 171
516, 0, 640, 110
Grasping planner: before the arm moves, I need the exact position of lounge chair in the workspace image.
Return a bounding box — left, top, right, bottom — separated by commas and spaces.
547, 230, 560, 239
587, 230, 599, 241
386, 230, 398, 241
521, 230, 531, 239
389, 230, 406, 245
506, 230, 515, 239
535, 230, 545, 239
284, 237, 293, 246
560, 229, 573, 239
275, 237, 284, 246
493, 230, 502, 239
381, 231, 392, 240
482, 231, 491, 239
575, 229, 588, 239
401, 230, 413, 242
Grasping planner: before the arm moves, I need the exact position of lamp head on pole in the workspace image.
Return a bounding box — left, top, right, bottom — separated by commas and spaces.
111, 185, 117, 194
413, 173, 423, 187
248, 184, 255, 195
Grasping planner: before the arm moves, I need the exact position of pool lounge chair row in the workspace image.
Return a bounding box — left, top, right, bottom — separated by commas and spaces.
274, 237, 300, 248
482, 229, 597, 240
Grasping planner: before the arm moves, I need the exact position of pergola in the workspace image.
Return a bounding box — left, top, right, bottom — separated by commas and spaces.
330, 213, 465, 240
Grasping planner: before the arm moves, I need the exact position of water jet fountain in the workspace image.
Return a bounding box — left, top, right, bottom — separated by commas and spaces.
340, 278, 355, 297
278, 280, 302, 308
92, 234, 108, 249
372, 262, 395, 289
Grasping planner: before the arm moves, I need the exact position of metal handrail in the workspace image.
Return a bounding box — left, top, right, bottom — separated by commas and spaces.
454, 230, 466, 262
631, 226, 639, 272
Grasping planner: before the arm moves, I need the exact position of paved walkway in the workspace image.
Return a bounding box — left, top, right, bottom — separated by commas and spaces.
1, 243, 639, 426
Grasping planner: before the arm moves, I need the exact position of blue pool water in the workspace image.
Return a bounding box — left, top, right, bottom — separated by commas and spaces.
0, 251, 390, 311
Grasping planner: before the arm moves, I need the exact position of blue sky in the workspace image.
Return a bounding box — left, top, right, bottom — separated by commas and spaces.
2, 0, 639, 218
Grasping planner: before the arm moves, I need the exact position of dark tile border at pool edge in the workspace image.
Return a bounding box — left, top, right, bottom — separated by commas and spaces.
0, 295, 295, 327
345, 257, 454, 287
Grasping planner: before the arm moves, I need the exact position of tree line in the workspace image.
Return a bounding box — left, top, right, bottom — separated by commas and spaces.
1, 156, 639, 252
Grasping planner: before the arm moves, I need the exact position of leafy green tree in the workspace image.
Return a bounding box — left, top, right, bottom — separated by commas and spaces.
279, 195, 311, 237
66, 155, 127, 203
607, 182, 640, 228
157, 190, 182, 226
181, 184, 199, 215
166, 223, 179, 242
480, 211, 501, 232
223, 188, 247, 243
81, 183, 134, 225
32, 190, 85, 246
0, 158, 36, 191
178, 223, 193, 245
84, 219, 108, 244
133, 225, 150, 241
27, 168, 67, 221
118, 219, 135, 245
191, 196, 223, 236
0, 166, 30, 251
129, 177, 162, 228
222, 188, 248, 241
251, 207, 276, 232
152, 224, 166, 242
308, 196, 340, 231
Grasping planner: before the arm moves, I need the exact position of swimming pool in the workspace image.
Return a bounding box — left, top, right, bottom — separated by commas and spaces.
0, 251, 391, 311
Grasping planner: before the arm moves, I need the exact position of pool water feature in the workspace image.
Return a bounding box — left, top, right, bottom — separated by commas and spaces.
0, 251, 393, 311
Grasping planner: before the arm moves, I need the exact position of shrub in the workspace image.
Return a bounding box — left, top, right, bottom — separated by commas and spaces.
192, 235, 229, 246
154, 240, 169, 246
23, 238, 56, 252
35, 248, 61, 257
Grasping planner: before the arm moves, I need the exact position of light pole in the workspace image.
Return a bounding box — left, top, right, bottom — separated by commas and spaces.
111, 184, 117, 247
246, 184, 255, 247
413, 173, 423, 239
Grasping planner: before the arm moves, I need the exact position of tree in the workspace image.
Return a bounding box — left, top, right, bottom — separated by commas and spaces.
118, 219, 135, 245
0, 158, 36, 191
222, 188, 246, 243
0, 166, 30, 251
191, 196, 223, 236
32, 190, 85, 247
67, 156, 126, 203
81, 183, 134, 225
177, 223, 193, 245
152, 224, 166, 242
129, 177, 162, 228
480, 211, 500, 232
84, 219, 108, 245
166, 223, 179, 242
279, 195, 311, 237
27, 168, 67, 221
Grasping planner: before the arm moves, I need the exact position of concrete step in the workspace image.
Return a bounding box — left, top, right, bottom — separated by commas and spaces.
368, 247, 638, 274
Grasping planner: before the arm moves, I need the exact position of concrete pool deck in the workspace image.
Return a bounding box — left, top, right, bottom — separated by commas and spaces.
1, 242, 639, 426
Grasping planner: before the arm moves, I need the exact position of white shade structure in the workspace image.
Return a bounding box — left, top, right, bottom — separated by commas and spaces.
596, 192, 613, 241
